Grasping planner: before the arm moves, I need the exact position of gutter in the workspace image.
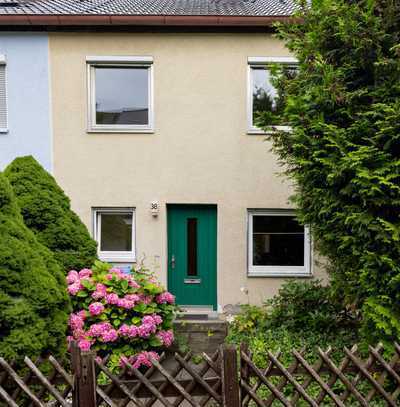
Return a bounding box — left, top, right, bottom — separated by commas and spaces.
0, 14, 297, 27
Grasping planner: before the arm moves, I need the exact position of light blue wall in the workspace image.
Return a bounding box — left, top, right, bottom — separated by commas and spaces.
0, 33, 52, 172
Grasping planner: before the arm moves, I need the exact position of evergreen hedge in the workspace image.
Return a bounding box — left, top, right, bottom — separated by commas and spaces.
5, 156, 98, 273
0, 172, 70, 361
260, 0, 400, 343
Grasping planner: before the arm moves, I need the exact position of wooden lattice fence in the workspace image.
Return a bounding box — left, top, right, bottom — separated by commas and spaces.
1, 342, 400, 406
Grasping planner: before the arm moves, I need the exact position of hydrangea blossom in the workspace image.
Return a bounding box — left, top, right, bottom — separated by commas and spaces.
157, 330, 174, 347
88, 302, 104, 316
78, 339, 92, 351
156, 292, 175, 304
67, 263, 177, 375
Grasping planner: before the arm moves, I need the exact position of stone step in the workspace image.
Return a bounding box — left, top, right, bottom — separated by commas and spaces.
173, 319, 228, 355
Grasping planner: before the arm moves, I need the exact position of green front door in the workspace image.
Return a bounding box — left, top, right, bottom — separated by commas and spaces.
167, 205, 217, 310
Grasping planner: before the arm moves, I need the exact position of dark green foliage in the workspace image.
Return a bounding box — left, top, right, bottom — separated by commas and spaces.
0, 172, 70, 361
227, 280, 359, 366
258, 0, 400, 343
5, 156, 98, 273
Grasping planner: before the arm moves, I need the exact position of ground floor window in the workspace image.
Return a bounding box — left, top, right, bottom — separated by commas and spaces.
247, 209, 311, 277
92, 207, 136, 262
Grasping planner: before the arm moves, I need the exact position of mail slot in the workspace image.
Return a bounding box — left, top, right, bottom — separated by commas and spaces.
184, 278, 201, 284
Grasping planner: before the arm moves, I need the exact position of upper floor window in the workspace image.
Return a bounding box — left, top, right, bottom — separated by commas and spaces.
0, 55, 7, 133
93, 207, 136, 262
87, 56, 153, 133
247, 57, 297, 134
248, 209, 311, 277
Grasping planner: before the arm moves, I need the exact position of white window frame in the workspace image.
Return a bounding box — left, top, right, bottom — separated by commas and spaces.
86, 56, 154, 133
247, 56, 297, 135
247, 209, 312, 277
92, 207, 136, 262
0, 54, 8, 133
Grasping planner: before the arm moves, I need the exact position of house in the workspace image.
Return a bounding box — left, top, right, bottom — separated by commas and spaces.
0, 0, 326, 313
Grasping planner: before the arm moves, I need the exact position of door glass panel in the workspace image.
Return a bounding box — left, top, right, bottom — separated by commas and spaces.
100, 213, 132, 251
187, 218, 198, 276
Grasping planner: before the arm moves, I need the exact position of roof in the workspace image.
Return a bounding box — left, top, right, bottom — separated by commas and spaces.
0, 0, 298, 27
0, 0, 297, 16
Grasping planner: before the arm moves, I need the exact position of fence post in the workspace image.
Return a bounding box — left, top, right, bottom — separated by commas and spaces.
220, 344, 240, 407
71, 342, 97, 407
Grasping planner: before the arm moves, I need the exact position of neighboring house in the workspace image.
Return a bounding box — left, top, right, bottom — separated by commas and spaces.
0, 33, 52, 171
0, 0, 326, 313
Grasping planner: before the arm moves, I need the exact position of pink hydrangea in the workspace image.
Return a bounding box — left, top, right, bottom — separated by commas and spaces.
92, 283, 107, 300
125, 294, 140, 303
72, 328, 86, 340
78, 339, 92, 352
118, 324, 139, 338
77, 310, 87, 320
128, 280, 140, 289
87, 322, 112, 337
69, 313, 84, 331
132, 351, 160, 369
95, 356, 103, 364
117, 298, 135, 309
79, 268, 93, 278
101, 329, 118, 342
67, 282, 83, 295
152, 314, 163, 325
156, 292, 175, 304
88, 302, 104, 316
66, 270, 79, 284
139, 294, 153, 305
157, 330, 174, 347
120, 351, 160, 369
105, 293, 119, 305
138, 322, 156, 338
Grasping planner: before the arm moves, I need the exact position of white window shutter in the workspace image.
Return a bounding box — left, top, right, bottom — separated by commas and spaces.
0, 63, 7, 130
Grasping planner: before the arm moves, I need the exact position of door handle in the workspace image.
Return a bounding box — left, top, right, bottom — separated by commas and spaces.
171, 255, 175, 269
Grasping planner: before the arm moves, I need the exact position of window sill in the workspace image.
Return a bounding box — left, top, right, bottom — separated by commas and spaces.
87, 128, 154, 134
247, 126, 292, 135
248, 271, 313, 278
0, 128, 9, 134
99, 254, 136, 263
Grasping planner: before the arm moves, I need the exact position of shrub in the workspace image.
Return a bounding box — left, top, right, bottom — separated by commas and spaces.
67, 261, 178, 372
4, 156, 98, 272
0, 172, 70, 362
258, 0, 400, 344
227, 280, 359, 366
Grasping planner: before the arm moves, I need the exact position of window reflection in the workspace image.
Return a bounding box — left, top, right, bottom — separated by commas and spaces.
95, 67, 149, 126
251, 65, 297, 127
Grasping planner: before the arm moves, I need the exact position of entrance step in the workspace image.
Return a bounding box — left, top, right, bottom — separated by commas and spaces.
173, 319, 228, 355
177, 306, 219, 320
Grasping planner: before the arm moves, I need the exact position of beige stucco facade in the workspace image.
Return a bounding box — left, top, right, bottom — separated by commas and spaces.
49, 31, 326, 310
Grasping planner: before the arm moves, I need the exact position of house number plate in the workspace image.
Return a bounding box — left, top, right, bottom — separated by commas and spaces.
184, 278, 201, 284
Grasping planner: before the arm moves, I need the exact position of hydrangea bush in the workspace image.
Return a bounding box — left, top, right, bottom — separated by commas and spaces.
67, 261, 177, 370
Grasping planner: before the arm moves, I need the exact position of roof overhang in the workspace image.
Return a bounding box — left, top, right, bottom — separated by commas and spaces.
0, 14, 298, 27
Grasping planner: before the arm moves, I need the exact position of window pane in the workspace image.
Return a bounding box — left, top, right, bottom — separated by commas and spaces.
252, 215, 304, 266
95, 67, 149, 126
251, 66, 297, 127
100, 213, 132, 251
253, 215, 303, 234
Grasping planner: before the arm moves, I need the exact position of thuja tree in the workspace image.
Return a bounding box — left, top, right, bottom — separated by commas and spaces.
5, 156, 98, 272
260, 0, 400, 343
0, 172, 70, 361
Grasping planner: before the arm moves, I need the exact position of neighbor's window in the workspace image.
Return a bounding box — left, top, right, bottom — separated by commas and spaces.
248, 210, 311, 276
87, 56, 153, 132
248, 57, 298, 133
0, 55, 7, 132
93, 208, 135, 262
